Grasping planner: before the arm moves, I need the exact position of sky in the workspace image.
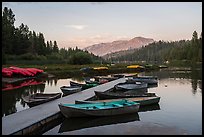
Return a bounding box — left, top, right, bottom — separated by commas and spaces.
2, 2, 202, 49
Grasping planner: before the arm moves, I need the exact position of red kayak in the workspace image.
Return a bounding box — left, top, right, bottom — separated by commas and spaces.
2, 66, 44, 77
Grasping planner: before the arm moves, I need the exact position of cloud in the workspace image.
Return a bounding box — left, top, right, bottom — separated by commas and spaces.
90, 2, 105, 5
65, 25, 87, 30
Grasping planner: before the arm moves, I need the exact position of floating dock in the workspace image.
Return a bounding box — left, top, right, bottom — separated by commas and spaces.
2, 78, 126, 135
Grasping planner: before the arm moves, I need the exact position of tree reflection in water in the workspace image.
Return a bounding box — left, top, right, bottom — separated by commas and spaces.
2, 79, 45, 117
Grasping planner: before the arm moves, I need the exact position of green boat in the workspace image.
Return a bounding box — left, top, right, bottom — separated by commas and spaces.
58, 99, 140, 118
70, 81, 98, 90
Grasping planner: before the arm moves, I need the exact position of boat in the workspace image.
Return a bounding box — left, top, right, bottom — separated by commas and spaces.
22, 92, 62, 107
58, 113, 140, 133
94, 76, 118, 82
85, 80, 100, 85
58, 99, 140, 118
2, 66, 44, 77
129, 76, 158, 85
94, 89, 156, 100
93, 67, 108, 70
80, 67, 93, 72
60, 86, 82, 96
70, 81, 98, 90
111, 74, 125, 78
158, 65, 168, 68
114, 82, 148, 91
70, 81, 84, 87
76, 96, 160, 106
127, 65, 145, 69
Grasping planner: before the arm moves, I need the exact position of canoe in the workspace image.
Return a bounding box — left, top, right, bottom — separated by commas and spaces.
76, 96, 160, 106
60, 86, 82, 95
114, 82, 148, 91
58, 113, 140, 133
58, 99, 140, 118
22, 93, 62, 107
94, 89, 156, 100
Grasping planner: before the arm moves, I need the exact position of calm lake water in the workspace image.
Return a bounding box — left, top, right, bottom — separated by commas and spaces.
2, 68, 202, 135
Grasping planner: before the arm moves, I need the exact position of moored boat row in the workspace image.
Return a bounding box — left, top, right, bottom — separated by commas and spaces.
58, 75, 160, 118
21, 74, 160, 119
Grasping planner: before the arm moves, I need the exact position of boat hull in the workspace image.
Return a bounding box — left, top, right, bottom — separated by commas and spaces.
59, 101, 140, 118
22, 93, 62, 107
76, 96, 160, 106
60, 86, 82, 95
94, 90, 156, 100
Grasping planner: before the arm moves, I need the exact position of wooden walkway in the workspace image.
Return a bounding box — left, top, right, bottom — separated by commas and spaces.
2, 78, 126, 135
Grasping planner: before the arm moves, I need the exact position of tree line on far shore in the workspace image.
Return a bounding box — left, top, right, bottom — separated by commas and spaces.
2, 7, 103, 65
106, 31, 202, 65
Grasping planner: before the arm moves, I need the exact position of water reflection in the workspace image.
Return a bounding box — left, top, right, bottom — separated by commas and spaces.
2, 83, 45, 117
138, 104, 160, 112
2, 68, 202, 118
143, 67, 202, 95
58, 113, 140, 133
46, 78, 58, 86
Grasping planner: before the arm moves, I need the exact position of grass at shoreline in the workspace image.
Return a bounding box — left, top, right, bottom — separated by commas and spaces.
2, 61, 201, 78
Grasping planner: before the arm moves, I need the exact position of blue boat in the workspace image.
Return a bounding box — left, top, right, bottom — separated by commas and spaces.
58, 99, 140, 118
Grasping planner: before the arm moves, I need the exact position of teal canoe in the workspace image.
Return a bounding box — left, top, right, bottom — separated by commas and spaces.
58, 99, 140, 118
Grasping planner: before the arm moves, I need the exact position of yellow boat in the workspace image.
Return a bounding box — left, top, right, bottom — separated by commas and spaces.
127, 65, 144, 69
93, 67, 108, 70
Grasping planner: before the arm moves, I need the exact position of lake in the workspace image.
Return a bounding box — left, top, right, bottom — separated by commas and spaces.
2, 68, 202, 135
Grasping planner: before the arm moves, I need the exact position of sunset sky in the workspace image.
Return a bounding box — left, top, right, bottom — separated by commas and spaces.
2, 2, 202, 49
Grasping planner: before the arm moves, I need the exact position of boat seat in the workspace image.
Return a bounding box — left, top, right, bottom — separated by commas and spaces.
93, 106, 101, 109
112, 104, 123, 107
123, 103, 131, 106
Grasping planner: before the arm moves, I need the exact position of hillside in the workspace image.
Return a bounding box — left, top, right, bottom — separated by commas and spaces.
84, 37, 154, 56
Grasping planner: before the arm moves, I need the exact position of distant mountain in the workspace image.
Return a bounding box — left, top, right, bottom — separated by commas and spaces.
84, 37, 154, 56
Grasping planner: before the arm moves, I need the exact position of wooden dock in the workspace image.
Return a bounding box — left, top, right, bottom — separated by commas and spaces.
2, 78, 126, 135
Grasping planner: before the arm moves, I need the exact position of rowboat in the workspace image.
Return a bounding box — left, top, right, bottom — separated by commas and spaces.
114, 82, 148, 91
58, 113, 140, 133
70, 81, 98, 90
76, 96, 160, 106
85, 80, 100, 85
60, 86, 82, 96
94, 76, 118, 82
94, 89, 156, 100
70, 81, 84, 87
22, 93, 62, 107
58, 99, 140, 118
130, 76, 158, 85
